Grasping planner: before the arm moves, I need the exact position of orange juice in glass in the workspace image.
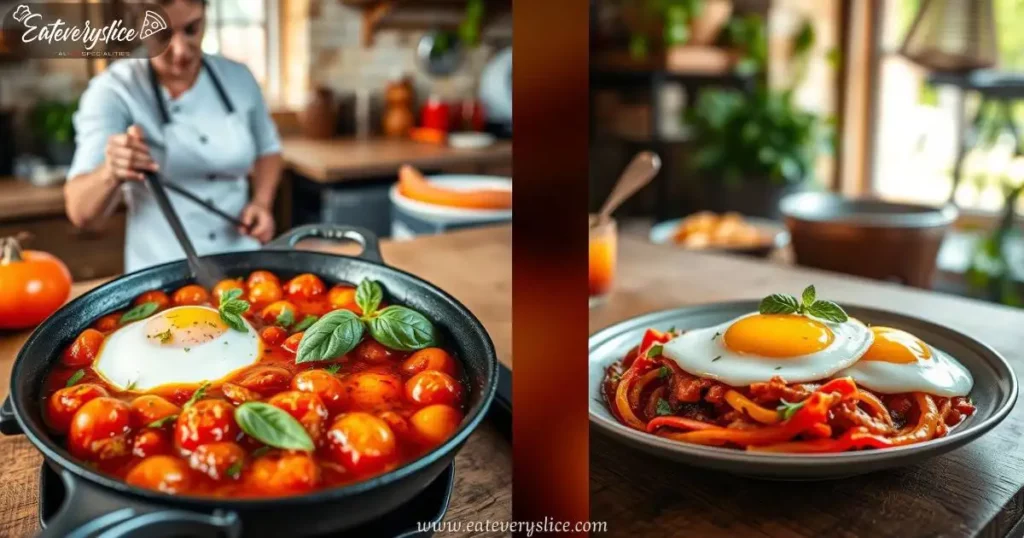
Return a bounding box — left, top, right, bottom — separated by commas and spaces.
589, 217, 617, 306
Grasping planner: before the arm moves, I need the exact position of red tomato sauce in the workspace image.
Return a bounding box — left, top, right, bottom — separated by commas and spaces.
42, 272, 467, 498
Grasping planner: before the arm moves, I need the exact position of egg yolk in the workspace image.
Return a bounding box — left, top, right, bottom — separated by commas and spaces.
144, 307, 227, 348
860, 327, 931, 364
723, 314, 834, 358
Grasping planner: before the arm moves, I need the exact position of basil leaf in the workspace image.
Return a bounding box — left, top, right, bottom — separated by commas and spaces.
777, 399, 806, 421
234, 402, 314, 451
356, 280, 383, 316
801, 285, 816, 307
805, 300, 849, 323
120, 302, 159, 323
226, 460, 243, 479
221, 288, 243, 303
368, 305, 437, 351
647, 344, 664, 358
148, 414, 179, 429
655, 398, 674, 416
183, 382, 210, 410
296, 310, 364, 363
275, 308, 295, 328
251, 446, 271, 458
291, 315, 318, 333
759, 294, 800, 315
219, 297, 250, 332
65, 369, 85, 388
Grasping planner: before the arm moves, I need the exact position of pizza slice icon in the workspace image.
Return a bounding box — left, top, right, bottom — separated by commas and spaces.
139, 10, 167, 40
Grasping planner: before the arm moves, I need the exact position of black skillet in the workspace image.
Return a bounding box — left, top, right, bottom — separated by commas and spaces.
0, 223, 498, 537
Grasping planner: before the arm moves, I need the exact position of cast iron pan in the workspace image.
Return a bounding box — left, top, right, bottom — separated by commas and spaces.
0, 224, 498, 537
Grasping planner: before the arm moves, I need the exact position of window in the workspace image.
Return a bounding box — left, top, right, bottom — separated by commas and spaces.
202, 0, 280, 103
871, 0, 1024, 215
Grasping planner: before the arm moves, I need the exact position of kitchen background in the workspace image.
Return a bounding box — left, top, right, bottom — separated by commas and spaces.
0, 0, 513, 280
588, 0, 1024, 309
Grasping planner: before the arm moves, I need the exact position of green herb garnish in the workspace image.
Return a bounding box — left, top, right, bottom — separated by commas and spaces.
647, 344, 664, 358
367, 306, 437, 351
225, 460, 244, 480
65, 369, 85, 387
234, 402, 314, 451
120, 301, 160, 324
251, 446, 271, 458
148, 414, 179, 428
218, 288, 250, 332
152, 329, 172, 344
275, 308, 295, 329
711, 356, 722, 362
125, 379, 138, 390
295, 310, 364, 364
777, 399, 806, 421
292, 315, 318, 333
183, 382, 210, 410
324, 364, 341, 374
758, 285, 848, 323
655, 398, 674, 416
657, 366, 670, 378
355, 279, 383, 315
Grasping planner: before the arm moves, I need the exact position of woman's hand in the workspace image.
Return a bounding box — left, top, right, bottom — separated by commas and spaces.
104, 125, 158, 183
240, 203, 275, 244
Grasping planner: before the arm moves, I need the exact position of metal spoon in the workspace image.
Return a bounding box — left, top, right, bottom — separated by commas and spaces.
143, 171, 222, 289
591, 151, 662, 227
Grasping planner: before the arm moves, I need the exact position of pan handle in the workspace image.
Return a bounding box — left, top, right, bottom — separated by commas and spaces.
264, 224, 384, 263
40, 469, 242, 538
0, 397, 21, 435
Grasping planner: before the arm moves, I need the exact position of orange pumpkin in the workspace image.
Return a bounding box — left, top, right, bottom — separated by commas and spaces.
0, 237, 71, 329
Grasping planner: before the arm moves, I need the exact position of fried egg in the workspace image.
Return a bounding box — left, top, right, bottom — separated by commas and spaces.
661, 313, 873, 386
834, 327, 973, 397
94, 306, 261, 390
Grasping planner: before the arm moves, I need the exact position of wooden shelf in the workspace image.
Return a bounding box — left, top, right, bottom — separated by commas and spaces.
340, 0, 511, 47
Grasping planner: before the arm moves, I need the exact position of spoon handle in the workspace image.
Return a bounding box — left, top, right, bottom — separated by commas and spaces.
143, 171, 221, 288
596, 151, 662, 223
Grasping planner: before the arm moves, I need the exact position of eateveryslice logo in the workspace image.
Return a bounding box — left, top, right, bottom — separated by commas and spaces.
3, 2, 170, 58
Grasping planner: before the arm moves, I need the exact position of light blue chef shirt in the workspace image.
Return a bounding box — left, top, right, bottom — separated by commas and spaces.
68, 54, 281, 272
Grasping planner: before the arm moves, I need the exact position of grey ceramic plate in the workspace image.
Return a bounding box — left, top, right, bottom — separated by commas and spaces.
589, 302, 1018, 480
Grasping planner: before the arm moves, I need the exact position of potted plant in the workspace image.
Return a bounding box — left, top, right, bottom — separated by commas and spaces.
622, 0, 732, 60
31, 99, 78, 166
686, 15, 827, 219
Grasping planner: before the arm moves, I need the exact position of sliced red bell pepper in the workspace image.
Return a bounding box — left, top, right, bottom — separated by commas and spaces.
640, 328, 671, 357
646, 416, 722, 434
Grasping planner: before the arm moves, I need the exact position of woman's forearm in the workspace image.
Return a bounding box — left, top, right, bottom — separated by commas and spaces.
64, 165, 121, 229
249, 153, 283, 209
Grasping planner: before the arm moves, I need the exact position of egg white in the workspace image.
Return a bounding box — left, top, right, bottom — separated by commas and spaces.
835, 347, 973, 397
94, 306, 261, 390
661, 313, 874, 387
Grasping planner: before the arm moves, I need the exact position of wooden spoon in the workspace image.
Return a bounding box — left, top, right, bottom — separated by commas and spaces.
591, 151, 662, 227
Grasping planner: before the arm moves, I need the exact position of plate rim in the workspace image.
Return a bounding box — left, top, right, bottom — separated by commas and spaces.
389, 175, 513, 221
589, 301, 1018, 471
649, 216, 791, 252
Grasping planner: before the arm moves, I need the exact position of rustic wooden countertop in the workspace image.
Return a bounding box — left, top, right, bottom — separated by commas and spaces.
0, 225, 512, 537
0, 178, 66, 223
590, 235, 1024, 538
281, 137, 513, 184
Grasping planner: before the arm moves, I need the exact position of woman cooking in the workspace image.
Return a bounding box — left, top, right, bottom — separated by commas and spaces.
64, 0, 282, 272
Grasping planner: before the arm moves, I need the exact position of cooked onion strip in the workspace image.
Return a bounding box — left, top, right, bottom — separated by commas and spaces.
614, 365, 648, 431
724, 390, 780, 425
852, 390, 894, 428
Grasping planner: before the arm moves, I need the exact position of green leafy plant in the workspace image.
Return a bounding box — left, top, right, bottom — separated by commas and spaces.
458, 0, 485, 48
31, 100, 77, 144
966, 183, 1024, 307
627, 0, 705, 59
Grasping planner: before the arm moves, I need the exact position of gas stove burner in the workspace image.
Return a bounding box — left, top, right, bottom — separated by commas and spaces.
38, 463, 455, 538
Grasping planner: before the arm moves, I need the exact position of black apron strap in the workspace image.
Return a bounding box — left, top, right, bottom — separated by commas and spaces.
147, 56, 235, 125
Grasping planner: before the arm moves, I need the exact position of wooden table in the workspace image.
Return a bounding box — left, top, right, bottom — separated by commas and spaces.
281, 137, 513, 184
0, 178, 65, 223
0, 225, 512, 537
590, 236, 1024, 538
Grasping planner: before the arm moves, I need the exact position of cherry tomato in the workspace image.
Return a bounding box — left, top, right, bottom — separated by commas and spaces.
260, 300, 298, 326
175, 399, 238, 454
172, 285, 209, 306
245, 270, 280, 288
93, 313, 122, 333
0, 239, 71, 330
326, 412, 397, 475
232, 365, 293, 394
132, 429, 172, 458
269, 391, 329, 442
345, 372, 404, 413
354, 340, 393, 364
135, 290, 170, 310
260, 326, 288, 346
126, 455, 193, 493
327, 285, 358, 311
129, 395, 181, 429
409, 404, 463, 447
47, 383, 109, 433
212, 279, 246, 306
247, 453, 320, 495
61, 329, 104, 368
248, 281, 283, 309
221, 383, 261, 406
291, 370, 347, 415
401, 348, 458, 377
188, 441, 246, 480
282, 332, 303, 355
284, 273, 326, 300
378, 411, 412, 442
405, 371, 463, 407
68, 397, 132, 460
